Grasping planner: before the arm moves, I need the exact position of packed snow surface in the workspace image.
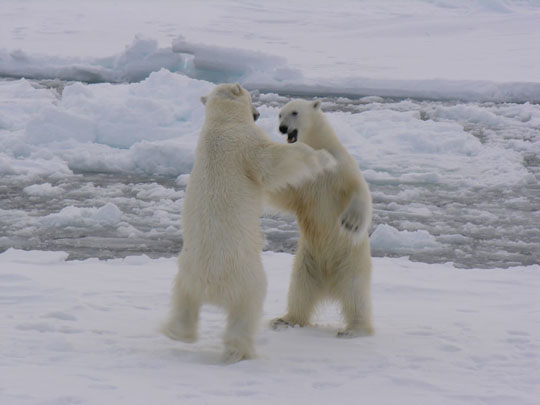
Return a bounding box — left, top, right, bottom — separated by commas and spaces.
1, 249, 539, 405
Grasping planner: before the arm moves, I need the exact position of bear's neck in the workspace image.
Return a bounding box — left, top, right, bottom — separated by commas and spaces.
207, 101, 253, 126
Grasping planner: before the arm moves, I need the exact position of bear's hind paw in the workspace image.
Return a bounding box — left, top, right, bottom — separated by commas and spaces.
270, 317, 294, 330
270, 317, 308, 330
160, 322, 198, 343
222, 347, 254, 364
337, 325, 374, 338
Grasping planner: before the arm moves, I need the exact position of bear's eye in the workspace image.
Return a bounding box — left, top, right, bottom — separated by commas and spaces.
292, 111, 298, 116
278, 114, 282, 119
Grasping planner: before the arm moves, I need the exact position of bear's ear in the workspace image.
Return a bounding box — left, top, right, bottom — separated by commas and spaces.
232, 83, 242, 96
200, 96, 208, 105
312, 100, 321, 110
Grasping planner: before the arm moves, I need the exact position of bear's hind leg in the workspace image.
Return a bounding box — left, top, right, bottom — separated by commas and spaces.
337, 271, 374, 338
271, 252, 321, 329
161, 282, 201, 343
222, 295, 263, 363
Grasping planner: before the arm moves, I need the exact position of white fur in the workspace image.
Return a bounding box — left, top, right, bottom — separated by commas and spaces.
270, 99, 374, 337
161, 85, 336, 362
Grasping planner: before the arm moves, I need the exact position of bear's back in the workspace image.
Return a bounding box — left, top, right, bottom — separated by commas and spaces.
181, 123, 265, 260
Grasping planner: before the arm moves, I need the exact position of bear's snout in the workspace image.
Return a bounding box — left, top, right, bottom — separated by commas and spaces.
287, 129, 298, 143
279, 125, 288, 134
252, 105, 260, 122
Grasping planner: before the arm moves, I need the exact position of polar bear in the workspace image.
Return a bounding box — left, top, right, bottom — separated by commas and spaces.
161, 84, 335, 362
269, 99, 374, 337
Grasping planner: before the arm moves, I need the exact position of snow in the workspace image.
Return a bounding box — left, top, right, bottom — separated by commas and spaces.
1, 249, 539, 404
0, 70, 534, 186
1, 1, 540, 401
371, 224, 440, 253
22, 183, 63, 198
0, 71, 210, 178
40, 203, 123, 228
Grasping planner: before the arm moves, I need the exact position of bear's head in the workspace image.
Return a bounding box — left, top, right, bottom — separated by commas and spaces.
278, 99, 321, 144
201, 83, 260, 122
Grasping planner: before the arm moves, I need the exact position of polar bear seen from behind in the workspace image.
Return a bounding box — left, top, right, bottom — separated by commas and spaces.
270, 98, 374, 337
161, 84, 336, 362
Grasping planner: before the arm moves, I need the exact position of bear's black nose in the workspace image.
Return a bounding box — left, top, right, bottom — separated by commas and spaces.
279, 125, 288, 134
253, 112, 260, 121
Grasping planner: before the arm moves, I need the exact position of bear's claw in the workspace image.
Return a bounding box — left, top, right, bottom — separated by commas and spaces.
337, 325, 374, 338
270, 317, 293, 330
338, 193, 371, 241
222, 347, 254, 364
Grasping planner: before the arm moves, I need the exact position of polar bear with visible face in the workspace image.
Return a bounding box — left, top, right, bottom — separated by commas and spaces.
270, 99, 374, 337
161, 84, 335, 362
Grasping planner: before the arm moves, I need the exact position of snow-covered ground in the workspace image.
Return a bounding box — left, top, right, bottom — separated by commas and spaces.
1, 1, 540, 403
1, 249, 539, 405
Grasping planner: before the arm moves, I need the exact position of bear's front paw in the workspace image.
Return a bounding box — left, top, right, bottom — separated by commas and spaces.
316, 149, 337, 171
339, 208, 365, 239
340, 213, 361, 233
338, 194, 370, 240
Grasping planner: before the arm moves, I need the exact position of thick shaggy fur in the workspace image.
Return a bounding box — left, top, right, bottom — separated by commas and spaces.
270, 99, 374, 337
161, 85, 335, 362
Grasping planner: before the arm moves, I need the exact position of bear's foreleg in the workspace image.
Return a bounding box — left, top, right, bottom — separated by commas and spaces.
258, 142, 336, 192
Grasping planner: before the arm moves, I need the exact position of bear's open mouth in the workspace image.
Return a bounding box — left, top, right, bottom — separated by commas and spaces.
287, 129, 298, 143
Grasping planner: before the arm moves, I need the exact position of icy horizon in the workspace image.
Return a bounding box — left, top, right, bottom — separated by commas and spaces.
2, 34, 540, 104
2, 0, 540, 103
